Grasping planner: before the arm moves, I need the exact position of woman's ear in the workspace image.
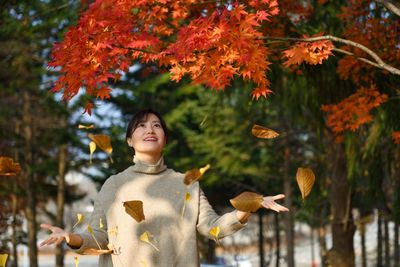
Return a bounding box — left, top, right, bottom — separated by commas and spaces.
127, 138, 133, 147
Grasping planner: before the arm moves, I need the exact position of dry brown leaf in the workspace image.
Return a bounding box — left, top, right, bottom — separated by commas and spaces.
88, 134, 113, 163
296, 167, 315, 200
78, 124, 94, 129
184, 164, 211, 185
230, 192, 264, 212
81, 248, 113, 255
123, 200, 145, 223
251, 124, 279, 139
0, 157, 21, 176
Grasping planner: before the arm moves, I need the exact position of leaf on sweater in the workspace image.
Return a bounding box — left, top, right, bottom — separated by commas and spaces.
74, 256, 79, 267
123, 200, 145, 222
88, 133, 113, 163
108, 226, 118, 236
230, 192, 263, 212
0, 254, 8, 267
0, 157, 21, 176
87, 225, 102, 250
78, 124, 94, 129
140, 231, 159, 252
73, 213, 84, 228
99, 218, 104, 229
89, 141, 96, 164
181, 192, 191, 219
296, 167, 315, 200
251, 124, 279, 139
184, 164, 211, 185
140, 260, 149, 267
209, 227, 220, 244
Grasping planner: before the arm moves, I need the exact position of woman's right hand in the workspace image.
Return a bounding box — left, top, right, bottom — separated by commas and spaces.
39, 223, 71, 247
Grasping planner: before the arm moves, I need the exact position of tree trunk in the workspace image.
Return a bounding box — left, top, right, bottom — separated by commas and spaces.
360, 222, 367, 267
377, 212, 383, 267
318, 224, 328, 267
283, 142, 295, 267
11, 193, 18, 267
394, 221, 399, 267
274, 213, 280, 267
384, 215, 390, 267
23, 91, 38, 267
258, 212, 265, 267
55, 144, 67, 267
310, 227, 315, 267
327, 140, 355, 267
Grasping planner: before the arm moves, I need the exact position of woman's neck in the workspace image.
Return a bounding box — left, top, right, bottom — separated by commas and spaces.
134, 152, 161, 165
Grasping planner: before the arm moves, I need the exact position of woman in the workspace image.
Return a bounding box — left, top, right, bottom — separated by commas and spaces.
40, 109, 288, 267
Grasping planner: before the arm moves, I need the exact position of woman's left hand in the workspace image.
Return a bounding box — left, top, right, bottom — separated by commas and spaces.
262, 194, 289, 212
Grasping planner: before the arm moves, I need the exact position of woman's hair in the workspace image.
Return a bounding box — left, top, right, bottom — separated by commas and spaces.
126, 109, 169, 143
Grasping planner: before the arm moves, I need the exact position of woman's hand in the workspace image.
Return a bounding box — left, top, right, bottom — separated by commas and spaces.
262, 194, 289, 212
39, 224, 71, 247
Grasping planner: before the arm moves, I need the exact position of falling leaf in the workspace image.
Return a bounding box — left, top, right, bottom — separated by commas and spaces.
184, 164, 211, 185
140, 259, 149, 267
140, 231, 159, 252
181, 192, 192, 219
88, 133, 113, 163
74, 256, 79, 267
89, 141, 96, 164
251, 124, 279, 139
209, 226, 220, 243
296, 167, 315, 200
0, 157, 21, 176
123, 200, 145, 223
88, 225, 102, 250
108, 226, 118, 236
73, 213, 84, 228
230, 192, 264, 212
99, 218, 104, 229
78, 124, 94, 129
82, 248, 113, 255
0, 254, 8, 267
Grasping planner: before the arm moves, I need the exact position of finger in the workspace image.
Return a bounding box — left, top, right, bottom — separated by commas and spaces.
40, 223, 55, 231
55, 237, 65, 245
40, 237, 53, 247
271, 194, 285, 201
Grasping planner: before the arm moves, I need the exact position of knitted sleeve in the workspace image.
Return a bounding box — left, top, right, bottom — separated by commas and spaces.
196, 188, 246, 239
70, 178, 114, 255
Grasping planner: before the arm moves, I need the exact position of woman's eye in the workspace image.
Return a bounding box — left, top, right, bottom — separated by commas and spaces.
154, 123, 161, 128
139, 123, 146, 127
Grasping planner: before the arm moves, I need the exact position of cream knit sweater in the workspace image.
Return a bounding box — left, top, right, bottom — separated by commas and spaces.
72, 156, 245, 267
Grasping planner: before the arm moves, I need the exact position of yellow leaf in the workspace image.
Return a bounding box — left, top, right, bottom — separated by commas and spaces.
88, 134, 113, 154
78, 124, 94, 129
123, 200, 145, 223
140, 260, 149, 267
296, 167, 315, 200
73, 213, 84, 228
99, 218, 104, 229
181, 192, 191, 218
89, 141, 96, 164
184, 164, 211, 185
251, 124, 279, 139
74, 256, 79, 267
140, 231, 159, 252
108, 226, 118, 236
0, 254, 8, 267
230, 192, 264, 212
87, 225, 102, 249
0, 157, 21, 176
209, 226, 220, 241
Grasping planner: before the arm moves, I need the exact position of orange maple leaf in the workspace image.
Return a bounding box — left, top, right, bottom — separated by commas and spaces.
392, 131, 400, 144
97, 87, 112, 100
83, 102, 94, 116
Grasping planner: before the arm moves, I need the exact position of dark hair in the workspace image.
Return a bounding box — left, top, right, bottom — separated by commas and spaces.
126, 109, 169, 143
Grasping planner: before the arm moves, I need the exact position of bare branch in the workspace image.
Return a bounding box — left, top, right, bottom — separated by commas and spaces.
375, 0, 400, 17
261, 35, 400, 76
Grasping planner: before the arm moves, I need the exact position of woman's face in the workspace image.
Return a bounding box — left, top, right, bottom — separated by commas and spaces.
127, 113, 166, 159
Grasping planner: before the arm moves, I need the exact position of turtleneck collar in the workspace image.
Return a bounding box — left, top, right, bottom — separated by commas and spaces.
131, 155, 167, 174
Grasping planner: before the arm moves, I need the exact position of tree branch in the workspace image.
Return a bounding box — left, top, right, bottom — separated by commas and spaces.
261, 35, 400, 76
375, 0, 400, 17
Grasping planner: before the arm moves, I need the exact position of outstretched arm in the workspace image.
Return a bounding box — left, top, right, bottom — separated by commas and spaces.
236, 194, 289, 223
39, 224, 83, 248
